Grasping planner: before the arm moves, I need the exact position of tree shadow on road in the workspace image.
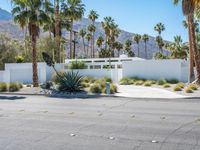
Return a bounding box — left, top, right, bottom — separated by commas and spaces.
0, 95, 26, 100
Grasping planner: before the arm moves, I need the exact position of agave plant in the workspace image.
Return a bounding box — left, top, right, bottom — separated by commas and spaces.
57, 71, 83, 92
42, 52, 84, 92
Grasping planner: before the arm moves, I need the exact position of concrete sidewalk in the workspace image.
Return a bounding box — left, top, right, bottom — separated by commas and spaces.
116, 85, 187, 99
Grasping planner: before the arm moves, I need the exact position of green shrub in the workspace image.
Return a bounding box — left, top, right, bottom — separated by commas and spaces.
167, 79, 179, 84
177, 82, 185, 89
157, 79, 167, 85
163, 83, 171, 88
130, 77, 140, 82
16, 82, 23, 89
135, 80, 144, 86
57, 71, 83, 92
102, 83, 117, 94
173, 85, 182, 91
90, 84, 102, 93
8, 83, 20, 92
150, 80, 157, 84
26, 84, 32, 87
15, 55, 24, 63
188, 83, 198, 90
102, 77, 112, 83
51, 71, 65, 84
185, 87, 193, 93
82, 76, 96, 83
144, 81, 152, 87
154, 52, 168, 60
120, 77, 133, 85
81, 82, 90, 88
111, 84, 117, 93
68, 61, 87, 69
0, 82, 7, 92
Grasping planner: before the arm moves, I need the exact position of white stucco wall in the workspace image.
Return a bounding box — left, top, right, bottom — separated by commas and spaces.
122, 59, 188, 82
0, 59, 190, 84
0, 71, 4, 82
4, 63, 47, 84
68, 69, 112, 79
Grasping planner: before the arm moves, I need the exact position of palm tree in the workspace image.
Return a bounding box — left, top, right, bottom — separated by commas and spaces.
61, 0, 85, 59
96, 36, 104, 49
133, 34, 141, 57
124, 39, 134, 57
88, 10, 99, 58
142, 34, 149, 59
78, 29, 86, 56
85, 33, 92, 57
156, 36, 165, 53
115, 42, 123, 57
87, 24, 96, 57
109, 23, 120, 57
54, 0, 62, 62
101, 17, 114, 51
154, 22, 165, 36
12, 0, 50, 87
166, 36, 188, 59
174, 0, 200, 84
182, 20, 199, 32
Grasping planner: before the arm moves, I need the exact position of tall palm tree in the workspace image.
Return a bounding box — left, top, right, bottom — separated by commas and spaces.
85, 33, 92, 57
109, 23, 120, 57
54, 0, 62, 62
166, 35, 188, 59
115, 41, 123, 57
174, 0, 200, 84
87, 24, 96, 57
12, 0, 50, 87
154, 22, 165, 36
88, 10, 99, 58
142, 34, 149, 59
133, 34, 141, 57
101, 17, 114, 51
156, 36, 165, 53
61, 0, 85, 59
78, 29, 86, 56
124, 39, 134, 57
96, 36, 104, 49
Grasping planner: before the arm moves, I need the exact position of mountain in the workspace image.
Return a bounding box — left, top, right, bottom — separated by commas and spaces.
0, 9, 169, 59
0, 8, 12, 21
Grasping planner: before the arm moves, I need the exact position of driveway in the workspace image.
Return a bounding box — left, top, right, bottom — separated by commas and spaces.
116, 85, 186, 99
0, 95, 200, 150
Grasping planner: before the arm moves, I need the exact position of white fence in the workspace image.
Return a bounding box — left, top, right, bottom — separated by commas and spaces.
122, 59, 189, 82
0, 58, 190, 84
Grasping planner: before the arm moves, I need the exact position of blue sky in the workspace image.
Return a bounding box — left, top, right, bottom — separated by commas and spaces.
0, 0, 187, 42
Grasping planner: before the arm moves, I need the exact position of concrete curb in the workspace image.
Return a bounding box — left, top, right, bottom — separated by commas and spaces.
0, 92, 199, 100
0, 92, 45, 96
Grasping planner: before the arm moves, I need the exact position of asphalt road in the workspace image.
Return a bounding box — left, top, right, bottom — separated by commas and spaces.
0, 95, 200, 150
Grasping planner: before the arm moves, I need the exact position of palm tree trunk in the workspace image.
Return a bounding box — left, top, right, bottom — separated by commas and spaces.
31, 24, 38, 87
91, 39, 93, 58
54, 0, 60, 63
145, 42, 147, 59
188, 14, 200, 85
87, 40, 89, 57
105, 35, 108, 50
118, 50, 120, 57
70, 19, 73, 59
82, 38, 86, 57
187, 15, 195, 83
92, 32, 95, 58
137, 44, 139, 57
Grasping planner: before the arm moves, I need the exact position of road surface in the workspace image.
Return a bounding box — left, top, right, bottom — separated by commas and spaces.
0, 95, 200, 150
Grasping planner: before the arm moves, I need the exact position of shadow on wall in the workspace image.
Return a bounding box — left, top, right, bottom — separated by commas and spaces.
0, 96, 26, 101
